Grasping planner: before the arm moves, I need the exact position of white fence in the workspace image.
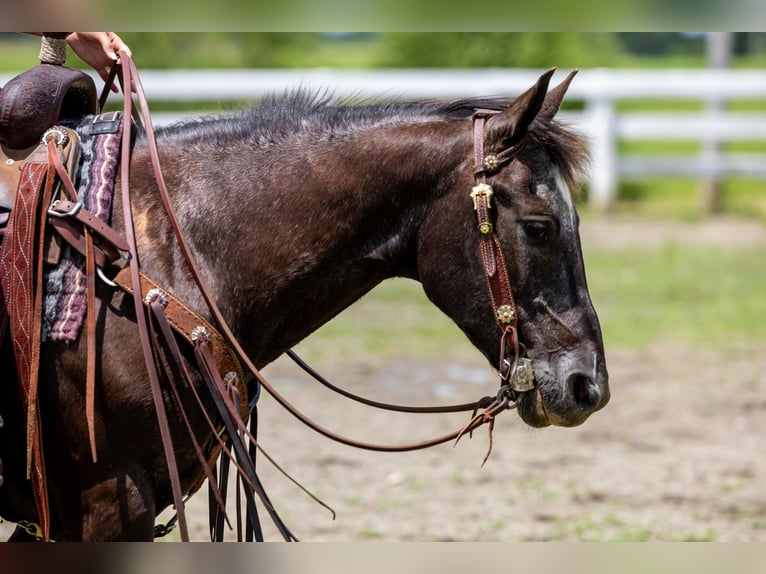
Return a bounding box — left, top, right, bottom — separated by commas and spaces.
5, 67, 766, 207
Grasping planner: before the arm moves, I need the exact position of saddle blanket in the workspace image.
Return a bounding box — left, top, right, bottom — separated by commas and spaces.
41, 111, 122, 342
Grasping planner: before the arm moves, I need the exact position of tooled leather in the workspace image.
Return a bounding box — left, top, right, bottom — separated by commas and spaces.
0, 159, 51, 541
0, 64, 97, 149
112, 266, 249, 421
0, 162, 48, 388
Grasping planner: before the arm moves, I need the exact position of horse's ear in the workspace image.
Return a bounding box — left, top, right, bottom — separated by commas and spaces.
538, 69, 578, 120
487, 67, 555, 150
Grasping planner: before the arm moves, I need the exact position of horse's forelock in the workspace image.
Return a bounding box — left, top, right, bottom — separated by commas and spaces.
529, 117, 590, 193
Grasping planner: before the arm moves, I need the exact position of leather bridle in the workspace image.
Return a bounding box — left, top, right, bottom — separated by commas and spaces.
469, 110, 536, 401
113, 64, 541, 533
2, 55, 539, 541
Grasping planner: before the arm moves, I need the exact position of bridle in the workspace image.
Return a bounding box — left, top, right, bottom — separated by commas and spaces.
269, 110, 539, 457
120, 76, 543, 534
469, 110, 536, 401
5, 55, 539, 541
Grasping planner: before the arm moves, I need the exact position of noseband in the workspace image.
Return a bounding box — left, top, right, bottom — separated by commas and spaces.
470, 110, 535, 401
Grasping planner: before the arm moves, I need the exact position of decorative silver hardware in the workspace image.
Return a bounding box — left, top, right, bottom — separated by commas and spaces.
4, 159, 13, 166
510, 358, 535, 392
470, 183, 493, 210
41, 127, 68, 147
223, 371, 239, 387
191, 325, 210, 344
144, 288, 169, 308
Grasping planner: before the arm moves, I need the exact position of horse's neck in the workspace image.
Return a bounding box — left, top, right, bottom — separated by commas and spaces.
154, 120, 469, 365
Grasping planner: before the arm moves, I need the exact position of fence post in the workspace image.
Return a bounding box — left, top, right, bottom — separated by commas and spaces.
702, 32, 732, 214
586, 94, 618, 211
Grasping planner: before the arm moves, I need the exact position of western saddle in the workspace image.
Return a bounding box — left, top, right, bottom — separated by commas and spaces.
0, 64, 98, 233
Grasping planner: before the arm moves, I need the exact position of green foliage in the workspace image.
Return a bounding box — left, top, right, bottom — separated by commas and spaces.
375, 33, 620, 68
119, 33, 324, 69
5, 33, 766, 72
112, 32, 623, 70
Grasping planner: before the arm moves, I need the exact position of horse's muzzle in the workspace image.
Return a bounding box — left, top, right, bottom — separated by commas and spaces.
518, 354, 610, 428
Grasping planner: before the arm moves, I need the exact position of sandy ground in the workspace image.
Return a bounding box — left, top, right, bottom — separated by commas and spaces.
166, 341, 765, 542
2, 217, 765, 541
169, 216, 766, 542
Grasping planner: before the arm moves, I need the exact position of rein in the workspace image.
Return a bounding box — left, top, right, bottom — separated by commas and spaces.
275, 111, 537, 460
2, 55, 536, 541
109, 55, 535, 450
107, 54, 539, 533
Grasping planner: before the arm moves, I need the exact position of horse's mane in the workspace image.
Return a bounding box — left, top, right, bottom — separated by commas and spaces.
153, 90, 589, 188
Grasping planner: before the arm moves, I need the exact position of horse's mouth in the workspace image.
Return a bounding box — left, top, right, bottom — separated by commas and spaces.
516, 386, 552, 428
516, 378, 605, 429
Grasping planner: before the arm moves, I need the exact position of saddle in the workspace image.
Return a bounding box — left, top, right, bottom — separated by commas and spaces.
0, 61, 249, 540
0, 64, 97, 149
0, 64, 97, 232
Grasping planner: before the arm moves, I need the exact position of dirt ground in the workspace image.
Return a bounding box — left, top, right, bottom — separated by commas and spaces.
169, 217, 766, 542
168, 343, 765, 542
1, 217, 765, 541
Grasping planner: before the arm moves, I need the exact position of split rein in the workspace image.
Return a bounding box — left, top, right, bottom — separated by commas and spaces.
284, 110, 539, 459
99, 58, 534, 539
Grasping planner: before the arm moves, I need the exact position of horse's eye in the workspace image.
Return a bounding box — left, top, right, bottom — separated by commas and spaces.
520, 220, 551, 244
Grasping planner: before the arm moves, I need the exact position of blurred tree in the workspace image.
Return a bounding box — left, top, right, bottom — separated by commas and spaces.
374, 33, 620, 68
117, 32, 619, 69
118, 33, 323, 68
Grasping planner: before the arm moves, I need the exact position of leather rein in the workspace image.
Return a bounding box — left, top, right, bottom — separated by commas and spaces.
285, 111, 538, 428
5, 55, 536, 541
111, 57, 536, 446
110, 56, 538, 534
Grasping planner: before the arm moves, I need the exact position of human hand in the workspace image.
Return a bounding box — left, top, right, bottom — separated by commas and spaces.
66, 32, 132, 92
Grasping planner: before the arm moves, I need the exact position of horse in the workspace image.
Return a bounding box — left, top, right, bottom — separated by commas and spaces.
0, 68, 609, 541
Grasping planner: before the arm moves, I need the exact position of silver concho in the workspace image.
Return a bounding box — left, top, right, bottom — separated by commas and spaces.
41, 127, 68, 146
191, 325, 210, 344
510, 358, 535, 392
144, 288, 169, 308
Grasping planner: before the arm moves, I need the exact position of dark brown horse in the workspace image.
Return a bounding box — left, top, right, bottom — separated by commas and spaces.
0, 69, 609, 541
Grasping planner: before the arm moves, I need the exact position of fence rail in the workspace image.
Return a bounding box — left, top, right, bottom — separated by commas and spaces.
4, 67, 766, 207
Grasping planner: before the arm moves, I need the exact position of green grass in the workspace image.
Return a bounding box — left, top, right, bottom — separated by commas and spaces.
551, 513, 716, 541
293, 238, 766, 365
584, 243, 766, 350
292, 279, 471, 364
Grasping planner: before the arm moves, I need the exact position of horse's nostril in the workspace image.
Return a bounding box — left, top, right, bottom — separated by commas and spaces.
567, 372, 599, 410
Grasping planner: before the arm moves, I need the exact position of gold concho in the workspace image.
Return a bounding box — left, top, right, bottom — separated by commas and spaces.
496, 305, 516, 325
478, 222, 493, 235
483, 154, 499, 172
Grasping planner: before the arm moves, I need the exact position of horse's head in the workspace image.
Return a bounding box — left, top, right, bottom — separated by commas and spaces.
417, 69, 609, 428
